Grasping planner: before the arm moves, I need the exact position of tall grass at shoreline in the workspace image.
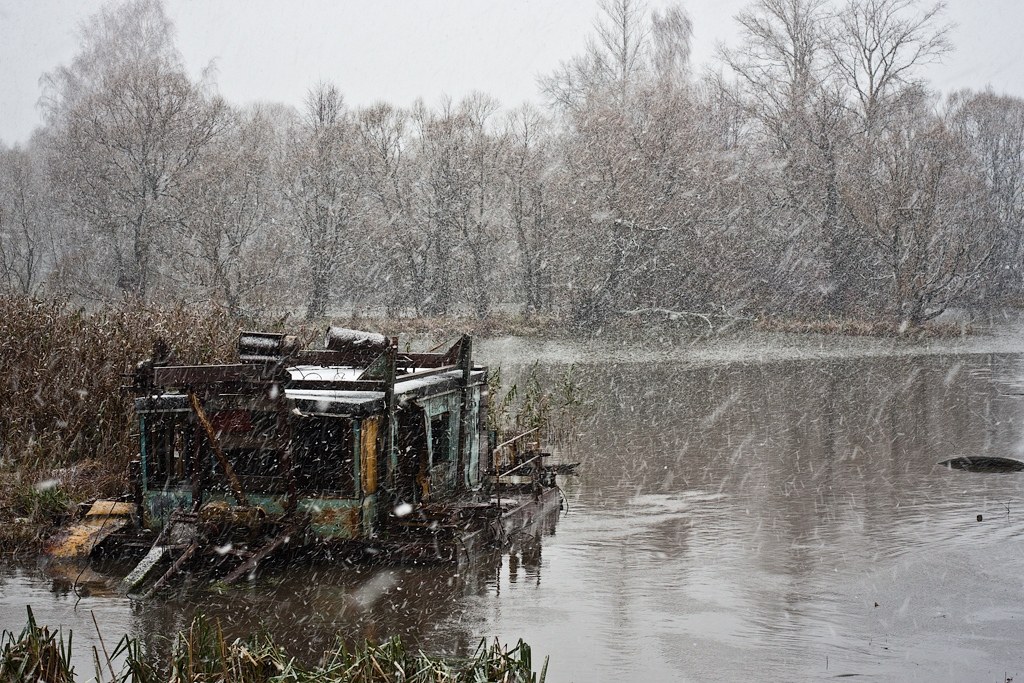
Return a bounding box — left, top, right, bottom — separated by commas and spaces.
0, 298, 243, 552
0, 609, 546, 683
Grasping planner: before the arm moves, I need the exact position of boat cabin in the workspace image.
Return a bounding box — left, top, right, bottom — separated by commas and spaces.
132, 329, 489, 542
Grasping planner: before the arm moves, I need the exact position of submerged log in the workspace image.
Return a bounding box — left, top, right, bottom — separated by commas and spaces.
222, 528, 294, 584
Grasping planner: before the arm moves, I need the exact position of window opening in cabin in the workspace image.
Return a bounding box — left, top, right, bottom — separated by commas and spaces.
431, 412, 452, 464
396, 408, 429, 504
180, 408, 286, 495
210, 409, 281, 481
144, 412, 193, 488
293, 417, 356, 497
428, 410, 456, 495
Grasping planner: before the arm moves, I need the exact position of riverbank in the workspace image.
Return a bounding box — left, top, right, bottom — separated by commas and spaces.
345, 310, 979, 341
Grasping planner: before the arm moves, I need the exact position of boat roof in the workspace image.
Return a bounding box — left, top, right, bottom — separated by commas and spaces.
286, 388, 386, 417
136, 367, 486, 418
134, 329, 485, 418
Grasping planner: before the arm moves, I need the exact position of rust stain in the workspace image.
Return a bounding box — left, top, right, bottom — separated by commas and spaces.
198, 501, 265, 530
361, 416, 379, 495
313, 505, 361, 537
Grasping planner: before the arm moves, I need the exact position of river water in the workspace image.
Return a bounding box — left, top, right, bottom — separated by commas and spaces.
5, 326, 1024, 681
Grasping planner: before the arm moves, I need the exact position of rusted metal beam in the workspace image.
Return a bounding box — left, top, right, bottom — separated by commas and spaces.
154, 364, 284, 387
294, 349, 385, 368
386, 335, 468, 370
456, 334, 472, 493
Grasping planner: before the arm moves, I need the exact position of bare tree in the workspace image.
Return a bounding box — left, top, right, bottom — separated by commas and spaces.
284, 83, 361, 319
181, 105, 289, 316
414, 94, 505, 317
650, 5, 694, 84
503, 105, 555, 317
843, 101, 996, 325
721, 0, 872, 314
356, 103, 420, 314
540, 0, 656, 112
41, 0, 226, 301
828, 0, 962, 323
460, 93, 506, 318
0, 143, 57, 295
538, 2, 704, 325
39, 0, 179, 116
828, 0, 952, 130
947, 89, 1024, 305
721, 0, 831, 153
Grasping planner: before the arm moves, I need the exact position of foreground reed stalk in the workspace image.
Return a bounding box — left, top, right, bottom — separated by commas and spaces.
0, 609, 547, 683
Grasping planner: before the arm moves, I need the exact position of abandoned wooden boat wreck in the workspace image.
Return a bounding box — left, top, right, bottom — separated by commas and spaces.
48, 328, 574, 597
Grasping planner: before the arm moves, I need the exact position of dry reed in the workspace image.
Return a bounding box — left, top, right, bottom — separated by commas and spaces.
0, 610, 547, 683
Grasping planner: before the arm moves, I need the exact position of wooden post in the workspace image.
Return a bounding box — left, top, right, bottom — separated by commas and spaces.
455, 335, 472, 492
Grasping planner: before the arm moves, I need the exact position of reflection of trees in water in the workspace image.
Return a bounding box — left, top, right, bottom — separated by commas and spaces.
553, 354, 1024, 600
568, 353, 1020, 502
496, 353, 1024, 674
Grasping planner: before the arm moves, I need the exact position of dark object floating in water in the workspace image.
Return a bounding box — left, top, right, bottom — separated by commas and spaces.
940, 456, 1024, 473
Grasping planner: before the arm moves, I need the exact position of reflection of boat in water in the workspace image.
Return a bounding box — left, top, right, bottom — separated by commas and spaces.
47, 328, 574, 596
119, 506, 561, 666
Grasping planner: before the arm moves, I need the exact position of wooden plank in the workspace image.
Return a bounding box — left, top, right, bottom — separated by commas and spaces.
141, 541, 199, 599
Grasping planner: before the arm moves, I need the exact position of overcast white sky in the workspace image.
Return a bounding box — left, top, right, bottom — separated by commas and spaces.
1, 0, 1023, 146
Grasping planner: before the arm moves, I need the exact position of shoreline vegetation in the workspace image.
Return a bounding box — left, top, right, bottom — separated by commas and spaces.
0, 295, 993, 554
0, 608, 547, 683
750, 316, 974, 339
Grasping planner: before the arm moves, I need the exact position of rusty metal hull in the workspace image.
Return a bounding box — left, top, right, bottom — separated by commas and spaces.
279, 485, 563, 566
43, 483, 564, 600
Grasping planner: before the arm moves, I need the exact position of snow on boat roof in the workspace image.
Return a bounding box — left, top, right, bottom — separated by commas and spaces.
288, 365, 362, 382
287, 365, 483, 389
136, 366, 485, 416
395, 369, 463, 392
285, 389, 386, 416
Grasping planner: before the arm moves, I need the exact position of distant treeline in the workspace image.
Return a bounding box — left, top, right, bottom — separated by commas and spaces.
1, 0, 1020, 328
